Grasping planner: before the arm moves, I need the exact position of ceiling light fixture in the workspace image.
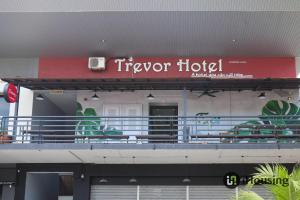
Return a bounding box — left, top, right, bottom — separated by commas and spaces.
80, 173, 85, 180
147, 93, 155, 100
99, 178, 108, 183
258, 92, 266, 99
91, 91, 99, 100
129, 177, 137, 183
35, 94, 44, 101
182, 177, 191, 183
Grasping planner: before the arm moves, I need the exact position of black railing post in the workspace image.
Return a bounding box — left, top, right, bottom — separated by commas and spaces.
39, 120, 42, 144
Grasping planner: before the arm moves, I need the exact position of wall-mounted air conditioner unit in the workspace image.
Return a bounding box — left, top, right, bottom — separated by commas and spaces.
88, 57, 106, 71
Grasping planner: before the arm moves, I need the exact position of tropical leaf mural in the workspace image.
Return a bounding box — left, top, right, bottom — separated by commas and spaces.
233, 100, 300, 142
261, 100, 300, 125
75, 102, 101, 136
75, 102, 122, 137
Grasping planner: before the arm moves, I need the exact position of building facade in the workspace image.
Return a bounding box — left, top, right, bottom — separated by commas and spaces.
0, 56, 299, 200
1, 1, 300, 199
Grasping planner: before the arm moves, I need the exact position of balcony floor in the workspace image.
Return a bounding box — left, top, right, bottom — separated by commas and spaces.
0, 143, 299, 164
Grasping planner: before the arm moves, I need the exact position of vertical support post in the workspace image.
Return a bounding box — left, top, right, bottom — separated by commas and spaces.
74, 173, 90, 200
137, 185, 140, 200
186, 185, 189, 200
182, 87, 188, 143
13, 84, 20, 136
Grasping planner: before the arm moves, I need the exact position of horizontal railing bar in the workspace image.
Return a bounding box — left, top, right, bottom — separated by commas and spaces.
6, 124, 300, 128
7, 130, 300, 133
190, 134, 300, 138
6, 119, 300, 122
3, 115, 300, 118
4, 129, 300, 134
6, 122, 300, 125
5, 134, 300, 139
17, 129, 182, 132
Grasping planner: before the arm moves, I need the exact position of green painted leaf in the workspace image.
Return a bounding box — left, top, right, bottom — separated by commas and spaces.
233, 100, 300, 141
233, 120, 262, 143
75, 106, 102, 136
84, 108, 97, 116
281, 101, 289, 115
75, 104, 122, 137
76, 111, 83, 116
83, 108, 99, 126
262, 100, 300, 126
289, 103, 299, 115
262, 107, 275, 116
265, 100, 281, 115
76, 102, 82, 112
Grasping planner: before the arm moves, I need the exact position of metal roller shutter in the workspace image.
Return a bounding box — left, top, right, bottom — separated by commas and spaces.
90, 185, 272, 200
90, 185, 137, 200
139, 186, 186, 200
189, 186, 235, 200
189, 185, 272, 200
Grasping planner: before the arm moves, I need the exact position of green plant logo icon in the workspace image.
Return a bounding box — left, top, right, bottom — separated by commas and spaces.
223, 172, 240, 189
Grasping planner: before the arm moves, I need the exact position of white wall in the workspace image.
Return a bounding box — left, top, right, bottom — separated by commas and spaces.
77, 89, 299, 139
8, 87, 33, 117
77, 90, 299, 117
77, 90, 184, 116
18, 88, 33, 116
7, 87, 33, 137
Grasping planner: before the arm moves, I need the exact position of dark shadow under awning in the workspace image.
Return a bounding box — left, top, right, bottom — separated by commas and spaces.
3, 78, 300, 91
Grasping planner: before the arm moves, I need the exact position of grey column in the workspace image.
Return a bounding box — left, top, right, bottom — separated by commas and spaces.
182, 87, 188, 143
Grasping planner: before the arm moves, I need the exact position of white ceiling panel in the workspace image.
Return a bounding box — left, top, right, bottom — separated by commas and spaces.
0, 11, 300, 57
0, 0, 300, 12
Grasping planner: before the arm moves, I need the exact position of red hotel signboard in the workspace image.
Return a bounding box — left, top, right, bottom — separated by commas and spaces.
38, 57, 296, 79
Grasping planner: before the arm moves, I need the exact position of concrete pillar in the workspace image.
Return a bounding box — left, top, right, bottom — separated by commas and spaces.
296, 57, 300, 78
182, 88, 188, 143
295, 57, 300, 104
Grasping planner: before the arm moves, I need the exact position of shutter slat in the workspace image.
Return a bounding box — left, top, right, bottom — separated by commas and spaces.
90, 185, 137, 200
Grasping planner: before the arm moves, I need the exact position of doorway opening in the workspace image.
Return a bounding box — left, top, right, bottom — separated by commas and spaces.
24, 172, 73, 200
149, 104, 178, 143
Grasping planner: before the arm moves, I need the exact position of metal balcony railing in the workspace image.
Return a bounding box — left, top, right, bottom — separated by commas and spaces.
1, 115, 300, 144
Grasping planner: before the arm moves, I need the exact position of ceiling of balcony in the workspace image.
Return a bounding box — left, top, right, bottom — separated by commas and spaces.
0, 1, 300, 57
